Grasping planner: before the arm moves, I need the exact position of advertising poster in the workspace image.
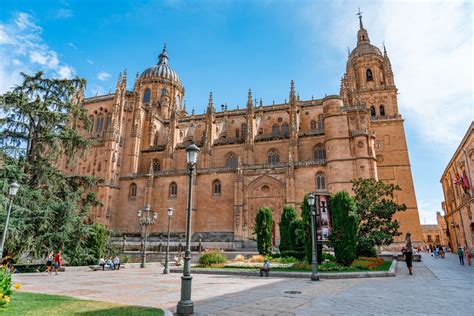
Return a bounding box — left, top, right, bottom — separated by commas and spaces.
316, 194, 331, 241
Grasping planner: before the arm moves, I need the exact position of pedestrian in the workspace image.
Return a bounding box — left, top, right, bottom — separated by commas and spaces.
99, 258, 105, 270
113, 255, 120, 270
53, 250, 62, 275
404, 232, 413, 275
260, 259, 270, 277
107, 258, 114, 270
457, 247, 464, 265
45, 250, 54, 276
434, 246, 439, 259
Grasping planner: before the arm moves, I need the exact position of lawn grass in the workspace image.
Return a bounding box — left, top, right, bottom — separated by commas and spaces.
3, 291, 163, 315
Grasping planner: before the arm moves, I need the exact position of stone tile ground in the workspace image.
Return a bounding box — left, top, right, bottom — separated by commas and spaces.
13, 253, 473, 315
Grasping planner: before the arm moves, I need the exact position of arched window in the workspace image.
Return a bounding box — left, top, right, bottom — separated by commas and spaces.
169, 182, 177, 197
281, 123, 289, 136
267, 149, 280, 166
213, 180, 221, 195
313, 144, 326, 160
316, 173, 326, 191
161, 88, 168, 96
366, 69, 373, 81
370, 106, 376, 118
272, 124, 280, 136
310, 120, 316, 130
129, 183, 137, 199
379, 105, 385, 117
89, 116, 95, 132
235, 129, 240, 139
317, 114, 324, 130
143, 88, 151, 104
241, 123, 247, 139
225, 152, 238, 169
153, 133, 159, 147
152, 159, 160, 173
97, 163, 101, 172
176, 95, 180, 107
96, 116, 104, 132
105, 114, 111, 130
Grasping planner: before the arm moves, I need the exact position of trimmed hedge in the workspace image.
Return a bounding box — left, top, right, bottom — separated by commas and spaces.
198, 251, 227, 266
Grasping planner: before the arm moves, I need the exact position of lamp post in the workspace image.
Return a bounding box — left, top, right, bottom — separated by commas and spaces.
307, 193, 320, 281
163, 207, 174, 274
0, 182, 20, 259
177, 143, 200, 315
137, 205, 157, 268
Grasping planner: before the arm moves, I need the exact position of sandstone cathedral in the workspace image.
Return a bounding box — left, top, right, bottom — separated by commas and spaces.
63, 15, 423, 248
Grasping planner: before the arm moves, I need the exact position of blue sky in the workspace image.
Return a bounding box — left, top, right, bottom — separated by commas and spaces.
0, 0, 472, 223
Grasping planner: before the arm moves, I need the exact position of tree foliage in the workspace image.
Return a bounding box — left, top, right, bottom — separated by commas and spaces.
254, 208, 273, 256
329, 192, 358, 266
352, 178, 406, 257
0, 72, 105, 265
278, 206, 297, 252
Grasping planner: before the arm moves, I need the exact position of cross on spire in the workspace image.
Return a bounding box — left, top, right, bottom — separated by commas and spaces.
357, 7, 364, 29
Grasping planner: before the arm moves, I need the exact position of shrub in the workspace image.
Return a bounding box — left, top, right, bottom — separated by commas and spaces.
254, 208, 273, 256
279, 206, 297, 252
352, 257, 385, 270
356, 239, 377, 258
280, 250, 306, 260
322, 252, 336, 262
199, 251, 227, 266
280, 256, 298, 264
249, 255, 265, 263
329, 192, 358, 266
291, 262, 311, 270
288, 219, 305, 251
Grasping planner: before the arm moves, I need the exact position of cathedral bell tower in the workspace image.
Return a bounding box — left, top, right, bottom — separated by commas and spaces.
340, 11, 423, 246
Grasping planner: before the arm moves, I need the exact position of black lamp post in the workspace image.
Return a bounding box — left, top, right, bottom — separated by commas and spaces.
0, 182, 20, 258
176, 143, 200, 315
163, 207, 174, 274
137, 205, 157, 268
307, 193, 320, 281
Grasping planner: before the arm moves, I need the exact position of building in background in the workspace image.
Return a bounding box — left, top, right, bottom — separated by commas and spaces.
441, 122, 474, 252
421, 225, 441, 247
436, 211, 449, 248
61, 14, 423, 249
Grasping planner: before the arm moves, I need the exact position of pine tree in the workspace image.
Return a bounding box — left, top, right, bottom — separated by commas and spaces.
329, 191, 358, 266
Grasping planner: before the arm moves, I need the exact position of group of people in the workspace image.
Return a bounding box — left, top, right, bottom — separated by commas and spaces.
99, 256, 121, 270
457, 246, 472, 266
44, 250, 62, 275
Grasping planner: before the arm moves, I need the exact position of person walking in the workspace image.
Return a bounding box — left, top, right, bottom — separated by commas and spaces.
113, 255, 120, 270
53, 250, 62, 275
44, 250, 54, 276
457, 247, 464, 265
404, 232, 413, 275
466, 248, 472, 266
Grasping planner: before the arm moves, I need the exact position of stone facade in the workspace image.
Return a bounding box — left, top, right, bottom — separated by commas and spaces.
62, 16, 423, 247
421, 225, 442, 247
440, 122, 474, 252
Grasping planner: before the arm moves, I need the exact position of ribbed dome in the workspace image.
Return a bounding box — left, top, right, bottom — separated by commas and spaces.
350, 42, 382, 58
140, 46, 183, 87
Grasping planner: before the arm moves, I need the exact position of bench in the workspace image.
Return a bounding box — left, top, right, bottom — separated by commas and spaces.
88, 265, 124, 271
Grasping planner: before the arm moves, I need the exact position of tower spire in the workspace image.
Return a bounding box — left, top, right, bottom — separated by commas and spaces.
158, 43, 169, 65
356, 8, 370, 45
357, 7, 363, 29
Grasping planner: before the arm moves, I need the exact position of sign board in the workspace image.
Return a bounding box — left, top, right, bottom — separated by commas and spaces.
316, 194, 331, 241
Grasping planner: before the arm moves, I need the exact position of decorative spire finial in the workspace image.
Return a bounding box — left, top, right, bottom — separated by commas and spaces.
158, 43, 169, 65
383, 41, 387, 54
357, 7, 363, 29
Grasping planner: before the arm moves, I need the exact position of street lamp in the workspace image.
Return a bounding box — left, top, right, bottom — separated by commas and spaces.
1, 182, 20, 258
177, 143, 200, 315
163, 207, 174, 274
307, 193, 320, 281
137, 205, 157, 268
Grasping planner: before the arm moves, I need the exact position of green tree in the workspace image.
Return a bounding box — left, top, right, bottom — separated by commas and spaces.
0, 72, 103, 264
352, 178, 406, 257
329, 192, 358, 266
278, 206, 297, 252
299, 195, 322, 264
253, 208, 273, 256
288, 218, 304, 251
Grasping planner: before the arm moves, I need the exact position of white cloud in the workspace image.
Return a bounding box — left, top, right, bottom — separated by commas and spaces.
68, 42, 77, 49
86, 59, 94, 64
55, 8, 73, 19
97, 71, 111, 81
58, 65, 74, 79
0, 12, 75, 93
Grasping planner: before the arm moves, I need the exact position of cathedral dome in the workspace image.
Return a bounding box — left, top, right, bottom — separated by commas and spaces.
350, 42, 382, 58
140, 46, 183, 87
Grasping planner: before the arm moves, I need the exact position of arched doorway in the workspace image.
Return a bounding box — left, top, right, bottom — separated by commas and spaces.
244, 175, 284, 243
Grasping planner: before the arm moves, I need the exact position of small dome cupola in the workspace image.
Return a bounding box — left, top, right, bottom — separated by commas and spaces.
140, 44, 183, 88
350, 10, 382, 58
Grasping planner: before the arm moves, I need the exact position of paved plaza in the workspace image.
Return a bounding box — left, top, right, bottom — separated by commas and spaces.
13, 253, 473, 315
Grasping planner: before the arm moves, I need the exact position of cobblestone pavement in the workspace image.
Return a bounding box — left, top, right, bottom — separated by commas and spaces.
13, 253, 473, 315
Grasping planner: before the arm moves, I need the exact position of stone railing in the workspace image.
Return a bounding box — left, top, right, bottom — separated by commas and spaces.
341, 104, 367, 112
300, 128, 324, 137
370, 114, 402, 121
350, 129, 369, 137
213, 138, 246, 146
